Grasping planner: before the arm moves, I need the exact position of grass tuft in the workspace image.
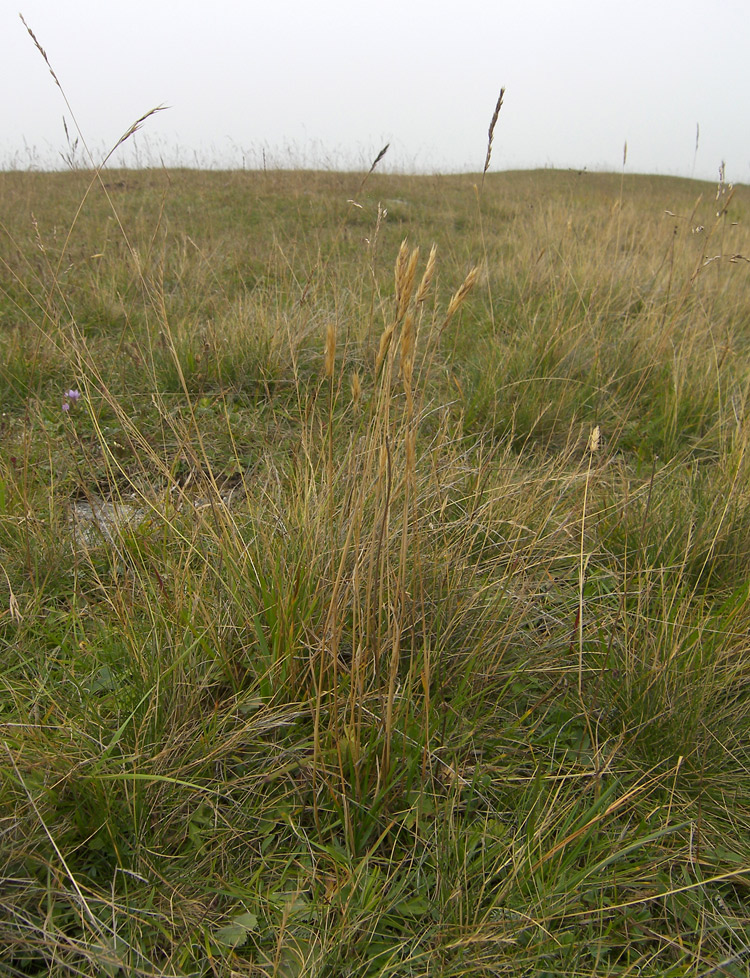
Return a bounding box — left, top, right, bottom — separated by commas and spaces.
1, 120, 750, 974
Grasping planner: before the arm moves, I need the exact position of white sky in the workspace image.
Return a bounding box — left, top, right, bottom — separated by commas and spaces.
3, 0, 749, 182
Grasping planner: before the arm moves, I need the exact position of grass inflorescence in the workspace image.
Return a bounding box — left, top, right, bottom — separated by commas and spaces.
1, 155, 750, 977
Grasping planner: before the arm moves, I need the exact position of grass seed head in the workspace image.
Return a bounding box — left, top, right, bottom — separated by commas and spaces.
416, 244, 438, 304
351, 370, 362, 407
400, 313, 415, 373
395, 239, 409, 296
368, 142, 390, 175
376, 322, 397, 374
395, 242, 420, 321
483, 87, 505, 180
445, 266, 479, 321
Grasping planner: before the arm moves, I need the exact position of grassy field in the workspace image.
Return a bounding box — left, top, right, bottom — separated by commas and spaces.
1, 161, 750, 977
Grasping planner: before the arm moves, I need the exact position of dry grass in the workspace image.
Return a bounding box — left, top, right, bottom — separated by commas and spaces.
0, 146, 749, 976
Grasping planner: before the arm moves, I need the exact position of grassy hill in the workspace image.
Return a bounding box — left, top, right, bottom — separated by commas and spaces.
1, 165, 749, 976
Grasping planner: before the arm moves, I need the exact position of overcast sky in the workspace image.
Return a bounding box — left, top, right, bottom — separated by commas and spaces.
3, 0, 748, 182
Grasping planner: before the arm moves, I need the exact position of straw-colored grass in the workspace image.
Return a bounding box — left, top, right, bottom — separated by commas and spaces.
1, 116, 750, 976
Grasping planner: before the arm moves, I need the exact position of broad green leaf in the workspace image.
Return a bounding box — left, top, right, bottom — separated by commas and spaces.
214, 911, 258, 948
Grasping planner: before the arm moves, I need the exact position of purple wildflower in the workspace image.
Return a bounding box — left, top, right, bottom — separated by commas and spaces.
62, 388, 81, 413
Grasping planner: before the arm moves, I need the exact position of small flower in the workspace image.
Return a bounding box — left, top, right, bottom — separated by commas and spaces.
62, 388, 81, 414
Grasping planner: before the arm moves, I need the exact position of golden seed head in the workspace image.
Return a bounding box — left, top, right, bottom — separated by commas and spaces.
445, 266, 479, 320
375, 322, 396, 374
351, 370, 362, 406
395, 242, 419, 321
395, 239, 409, 293
400, 313, 415, 376
416, 243, 437, 304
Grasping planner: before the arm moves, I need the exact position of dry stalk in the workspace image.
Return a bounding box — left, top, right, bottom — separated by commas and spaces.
301, 142, 390, 302
20, 15, 62, 91
400, 313, 415, 414
324, 321, 336, 378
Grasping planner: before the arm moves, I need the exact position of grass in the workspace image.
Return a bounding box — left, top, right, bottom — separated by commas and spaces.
0, 155, 749, 977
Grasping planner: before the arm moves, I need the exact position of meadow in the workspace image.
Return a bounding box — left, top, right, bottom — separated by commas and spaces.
1, 158, 749, 977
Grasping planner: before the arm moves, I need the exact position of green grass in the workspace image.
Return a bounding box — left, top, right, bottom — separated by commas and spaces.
1, 162, 749, 977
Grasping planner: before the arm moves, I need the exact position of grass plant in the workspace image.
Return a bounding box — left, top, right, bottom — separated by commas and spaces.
1, 102, 750, 977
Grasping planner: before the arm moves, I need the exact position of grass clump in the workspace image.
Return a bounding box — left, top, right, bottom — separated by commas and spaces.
1, 154, 750, 977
